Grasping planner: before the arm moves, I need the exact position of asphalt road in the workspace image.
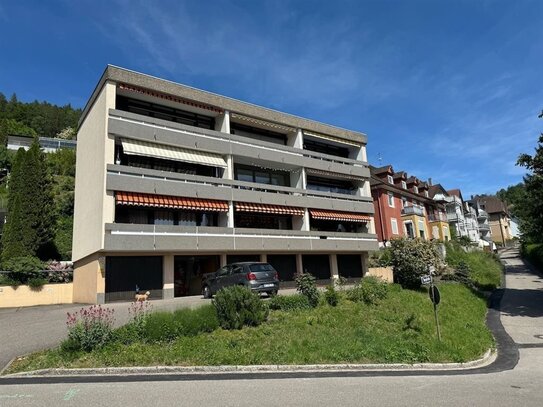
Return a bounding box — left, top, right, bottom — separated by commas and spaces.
1, 248, 542, 406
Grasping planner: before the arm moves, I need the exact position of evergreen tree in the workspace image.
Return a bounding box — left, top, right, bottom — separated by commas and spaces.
1, 142, 56, 261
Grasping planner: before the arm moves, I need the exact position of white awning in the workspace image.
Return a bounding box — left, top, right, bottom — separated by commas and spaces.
303, 130, 361, 148
121, 139, 227, 168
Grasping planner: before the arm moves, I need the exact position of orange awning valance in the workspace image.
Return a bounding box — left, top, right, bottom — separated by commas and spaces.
115, 192, 229, 212
309, 209, 371, 223
235, 202, 304, 216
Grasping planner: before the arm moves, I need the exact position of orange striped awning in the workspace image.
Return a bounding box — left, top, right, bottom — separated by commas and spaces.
235, 202, 304, 216
115, 192, 229, 212
309, 209, 371, 223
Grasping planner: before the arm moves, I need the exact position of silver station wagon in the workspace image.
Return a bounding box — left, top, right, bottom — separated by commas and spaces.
201, 262, 280, 298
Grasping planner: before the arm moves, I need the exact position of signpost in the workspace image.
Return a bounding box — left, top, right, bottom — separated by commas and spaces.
420, 266, 442, 341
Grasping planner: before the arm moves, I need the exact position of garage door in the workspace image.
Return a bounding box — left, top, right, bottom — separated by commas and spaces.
105, 256, 163, 302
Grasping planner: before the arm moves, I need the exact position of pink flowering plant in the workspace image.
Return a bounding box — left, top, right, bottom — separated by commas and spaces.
128, 300, 153, 334
64, 305, 115, 352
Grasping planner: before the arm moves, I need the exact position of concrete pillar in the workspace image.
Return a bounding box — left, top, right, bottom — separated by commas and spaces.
295, 254, 304, 276
301, 208, 310, 231
329, 254, 339, 281
227, 202, 234, 228
260, 254, 267, 263
163, 254, 174, 299
361, 252, 369, 277
354, 145, 367, 162
287, 128, 304, 148
223, 155, 234, 180
220, 254, 228, 267
215, 110, 230, 134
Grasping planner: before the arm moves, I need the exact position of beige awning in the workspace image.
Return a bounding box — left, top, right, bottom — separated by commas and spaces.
121, 138, 227, 168
230, 113, 296, 133
303, 130, 361, 148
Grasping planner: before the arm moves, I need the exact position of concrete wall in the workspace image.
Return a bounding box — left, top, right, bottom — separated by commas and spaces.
0, 283, 73, 308
73, 254, 105, 304
72, 82, 116, 262
367, 267, 394, 283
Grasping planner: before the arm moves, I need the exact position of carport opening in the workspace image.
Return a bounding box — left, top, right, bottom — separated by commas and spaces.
302, 254, 331, 281
267, 254, 297, 282
338, 254, 363, 280
105, 256, 163, 302
174, 255, 220, 297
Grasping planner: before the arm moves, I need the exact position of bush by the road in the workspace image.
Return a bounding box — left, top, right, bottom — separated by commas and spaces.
295, 273, 320, 307
390, 238, 441, 289
522, 243, 543, 271
213, 286, 268, 330
346, 276, 388, 305
268, 293, 311, 311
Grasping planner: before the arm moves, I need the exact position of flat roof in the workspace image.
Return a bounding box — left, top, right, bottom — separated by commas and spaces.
79, 65, 367, 144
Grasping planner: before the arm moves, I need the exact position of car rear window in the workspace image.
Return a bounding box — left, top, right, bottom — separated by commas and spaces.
249, 264, 274, 272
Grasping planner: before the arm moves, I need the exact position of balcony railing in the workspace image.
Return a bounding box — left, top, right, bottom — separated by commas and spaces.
477, 210, 489, 220
107, 164, 373, 204
428, 213, 447, 222
109, 109, 369, 172
401, 206, 424, 216
478, 223, 490, 231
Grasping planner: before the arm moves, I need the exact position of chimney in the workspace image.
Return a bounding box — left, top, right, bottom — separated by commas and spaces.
428, 178, 432, 186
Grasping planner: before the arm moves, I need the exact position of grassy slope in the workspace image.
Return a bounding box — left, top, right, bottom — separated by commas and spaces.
446, 244, 503, 290
7, 283, 493, 373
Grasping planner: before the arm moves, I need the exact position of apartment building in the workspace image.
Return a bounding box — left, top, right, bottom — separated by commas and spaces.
471, 196, 512, 246
370, 165, 449, 245
72, 66, 377, 303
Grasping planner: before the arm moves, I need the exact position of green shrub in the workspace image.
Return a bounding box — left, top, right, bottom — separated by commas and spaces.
445, 242, 502, 290
27, 277, 47, 288
66, 305, 115, 352
0, 274, 19, 286
2, 256, 44, 284
346, 277, 388, 305
295, 273, 320, 308
142, 312, 178, 343
390, 238, 441, 289
269, 294, 311, 311
213, 286, 269, 330
523, 243, 543, 270
368, 248, 393, 267
324, 285, 339, 307
173, 305, 219, 336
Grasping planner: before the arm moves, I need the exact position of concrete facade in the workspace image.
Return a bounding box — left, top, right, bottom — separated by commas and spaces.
72, 66, 378, 303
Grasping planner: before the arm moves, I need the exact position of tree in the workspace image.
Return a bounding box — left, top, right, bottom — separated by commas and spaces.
1, 142, 56, 261
516, 110, 543, 243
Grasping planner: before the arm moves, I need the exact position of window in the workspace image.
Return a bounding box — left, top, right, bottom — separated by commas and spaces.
154, 211, 174, 226
391, 218, 399, 235
401, 180, 407, 189
387, 192, 395, 207
401, 197, 407, 208
414, 186, 419, 193
234, 165, 290, 187
231, 122, 287, 145
387, 175, 394, 184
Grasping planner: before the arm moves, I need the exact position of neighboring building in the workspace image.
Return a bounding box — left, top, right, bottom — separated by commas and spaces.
370, 165, 449, 246
467, 198, 493, 248
7, 134, 77, 153
72, 65, 378, 303
444, 189, 468, 238
471, 196, 513, 246
464, 203, 481, 246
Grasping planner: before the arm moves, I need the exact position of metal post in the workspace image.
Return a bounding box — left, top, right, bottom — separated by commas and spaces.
430, 281, 442, 341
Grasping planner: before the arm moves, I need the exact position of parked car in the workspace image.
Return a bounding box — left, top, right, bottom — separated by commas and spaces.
201, 262, 279, 298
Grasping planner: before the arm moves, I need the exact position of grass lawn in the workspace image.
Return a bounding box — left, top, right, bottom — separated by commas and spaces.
445, 244, 503, 290
6, 283, 494, 374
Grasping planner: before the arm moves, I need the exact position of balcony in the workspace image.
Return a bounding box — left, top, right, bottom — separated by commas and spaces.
477, 210, 489, 220
401, 206, 424, 216
107, 164, 375, 214
478, 223, 490, 232
104, 223, 378, 253
108, 109, 370, 179
428, 213, 448, 222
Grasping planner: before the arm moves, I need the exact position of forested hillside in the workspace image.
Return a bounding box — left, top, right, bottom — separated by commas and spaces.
0, 92, 81, 145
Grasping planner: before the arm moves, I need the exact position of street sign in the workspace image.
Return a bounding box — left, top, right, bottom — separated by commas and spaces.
420, 274, 432, 285
429, 285, 441, 305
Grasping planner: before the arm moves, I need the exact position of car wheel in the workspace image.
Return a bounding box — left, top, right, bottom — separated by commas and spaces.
202, 286, 211, 299
269, 290, 278, 297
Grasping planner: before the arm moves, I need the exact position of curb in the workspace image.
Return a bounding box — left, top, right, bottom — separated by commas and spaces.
4, 349, 495, 378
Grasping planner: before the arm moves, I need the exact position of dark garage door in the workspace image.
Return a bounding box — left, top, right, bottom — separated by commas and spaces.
338, 254, 363, 279
106, 256, 163, 302
302, 254, 330, 280
267, 255, 296, 282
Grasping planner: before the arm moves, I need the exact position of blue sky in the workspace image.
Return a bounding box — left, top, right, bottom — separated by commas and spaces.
0, 0, 541, 196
